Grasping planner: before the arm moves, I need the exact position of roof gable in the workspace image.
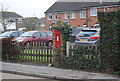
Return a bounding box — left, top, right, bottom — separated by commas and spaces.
1, 11, 23, 18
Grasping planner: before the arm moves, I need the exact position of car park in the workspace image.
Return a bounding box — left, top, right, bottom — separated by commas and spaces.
0, 31, 25, 39
12, 31, 53, 47
75, 28, 100, 46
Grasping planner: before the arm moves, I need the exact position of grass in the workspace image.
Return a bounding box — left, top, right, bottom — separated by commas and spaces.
11, 49, 54, 64
112, 71, 120, 75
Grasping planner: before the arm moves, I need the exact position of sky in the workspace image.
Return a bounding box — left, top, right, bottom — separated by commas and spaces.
0, 0, 57, 18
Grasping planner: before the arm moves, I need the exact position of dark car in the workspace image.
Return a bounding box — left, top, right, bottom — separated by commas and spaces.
0, 31, 25, 39
75, 28, 100, 46
12, 31, 53, 47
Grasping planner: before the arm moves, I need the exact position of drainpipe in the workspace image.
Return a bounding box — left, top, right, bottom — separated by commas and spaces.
15, 19, 18, 31
85, 7, 89, 27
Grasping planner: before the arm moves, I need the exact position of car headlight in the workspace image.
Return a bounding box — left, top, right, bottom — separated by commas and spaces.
18, 39, 24, 42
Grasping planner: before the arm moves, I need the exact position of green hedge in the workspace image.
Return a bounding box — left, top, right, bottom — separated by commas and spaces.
64, 46, 101, 71
98, 8, 120, 71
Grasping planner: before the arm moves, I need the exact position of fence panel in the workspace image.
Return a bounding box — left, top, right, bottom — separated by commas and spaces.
9, 41, 53, 64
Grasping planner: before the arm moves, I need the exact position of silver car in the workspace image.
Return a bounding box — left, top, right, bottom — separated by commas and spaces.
75, 28, 100, 46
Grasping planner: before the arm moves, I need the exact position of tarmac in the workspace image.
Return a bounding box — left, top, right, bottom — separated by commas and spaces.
0, 61, 120, 81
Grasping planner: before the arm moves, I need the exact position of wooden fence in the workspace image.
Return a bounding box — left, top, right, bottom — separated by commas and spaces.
64, 42, 101, 71
8, 42, 53, 64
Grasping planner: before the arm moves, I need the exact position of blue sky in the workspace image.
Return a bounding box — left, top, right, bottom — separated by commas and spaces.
0, 0, 57, 18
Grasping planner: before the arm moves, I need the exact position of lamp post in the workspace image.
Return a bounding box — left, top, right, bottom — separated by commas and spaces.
32, 23, 35, 30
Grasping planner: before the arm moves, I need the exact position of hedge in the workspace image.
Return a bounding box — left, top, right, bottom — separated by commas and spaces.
98, 8, 120, 71
2, 38, 20, 60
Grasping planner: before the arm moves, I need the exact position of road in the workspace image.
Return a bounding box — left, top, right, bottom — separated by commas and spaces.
1, 72, 60, 81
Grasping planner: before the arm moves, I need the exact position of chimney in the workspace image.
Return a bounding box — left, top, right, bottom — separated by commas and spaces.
100, 0, 102, 4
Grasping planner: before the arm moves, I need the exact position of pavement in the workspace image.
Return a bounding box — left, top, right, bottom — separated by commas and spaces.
0, 61, 120, 81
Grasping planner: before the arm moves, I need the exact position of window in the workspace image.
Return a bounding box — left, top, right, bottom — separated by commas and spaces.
33, 32, 40, 37
19, 31, 24, 36
54, 14, 58, 20
48, 14, 53, 20
40, 32, 47, 37
104, 7, 109, 12
11, 32, 19, 37
80, 11, 86, 18
8, 19, 15, 23
46, 32, 52, 36
64, 12, 68, 19
70, 12, 76, 19
18, 19, 22, 23
90, 8, 97, 16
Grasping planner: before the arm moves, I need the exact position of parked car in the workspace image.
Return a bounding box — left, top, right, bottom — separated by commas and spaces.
0, 31, 25, 39
12, 31, 53, 47
71, 27, 86, 43
75, 28, 100, 46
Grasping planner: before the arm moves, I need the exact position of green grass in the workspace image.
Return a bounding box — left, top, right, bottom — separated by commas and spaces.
21, 50, 53, 55
10, 50, 54, 64
112, 71, 120, 75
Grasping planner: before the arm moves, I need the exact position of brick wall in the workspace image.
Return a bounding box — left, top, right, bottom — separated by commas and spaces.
45, 6, 119, 30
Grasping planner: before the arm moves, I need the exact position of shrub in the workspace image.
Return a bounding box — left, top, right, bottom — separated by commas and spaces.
98, 8, 120, 71
2, 38, 20, 60
64, 46, 101, 71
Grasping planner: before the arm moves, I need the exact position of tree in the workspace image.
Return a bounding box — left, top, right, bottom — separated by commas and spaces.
0, 4, 9, 31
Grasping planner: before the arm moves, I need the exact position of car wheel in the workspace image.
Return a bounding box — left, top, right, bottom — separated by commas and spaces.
48, 41, 53, 47
26, 42, 31, 48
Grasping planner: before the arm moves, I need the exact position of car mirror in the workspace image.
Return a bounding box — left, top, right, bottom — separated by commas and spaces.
33, 36, 36, 38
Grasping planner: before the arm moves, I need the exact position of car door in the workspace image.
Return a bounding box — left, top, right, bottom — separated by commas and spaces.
11, 32, 19, 37
39, 32, 47, 42
32, 32, 41, 42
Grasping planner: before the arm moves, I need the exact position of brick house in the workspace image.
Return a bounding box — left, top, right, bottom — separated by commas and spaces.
45, 1, 120, 29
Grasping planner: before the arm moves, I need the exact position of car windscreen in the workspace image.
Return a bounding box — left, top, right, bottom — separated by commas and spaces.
20, 31, 35, 37
0, 32, 13, 37
78, 30, 97, 37
46, 32, 52, 36
72, 29, 82, 36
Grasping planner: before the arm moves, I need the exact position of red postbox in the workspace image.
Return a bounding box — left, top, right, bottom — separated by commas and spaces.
54, 30, 61, 48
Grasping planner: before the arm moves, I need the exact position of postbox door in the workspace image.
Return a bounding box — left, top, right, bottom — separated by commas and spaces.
55, 30, 61, 48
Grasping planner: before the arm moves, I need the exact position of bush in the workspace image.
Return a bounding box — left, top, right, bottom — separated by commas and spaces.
2, 38, 20, 60
98, 8, 120, 71
64, 46, 101, 71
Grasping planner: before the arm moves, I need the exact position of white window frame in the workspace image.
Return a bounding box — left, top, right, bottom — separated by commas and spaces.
90, 8, 97, 16
80, 11, 86, 18
104, 7, 109, 12
70, 12, 76, 19
64, 12, 68, 19
47, 14, 53, 20
18, 19, 22, 23
54, 13, 58, 20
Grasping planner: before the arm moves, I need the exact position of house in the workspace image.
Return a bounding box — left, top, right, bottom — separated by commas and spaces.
19, 17, 46, 31
0, 11, 23, 31
39, 17, 45, 28
21, 17, 40, 31
45, 1, 120, 29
